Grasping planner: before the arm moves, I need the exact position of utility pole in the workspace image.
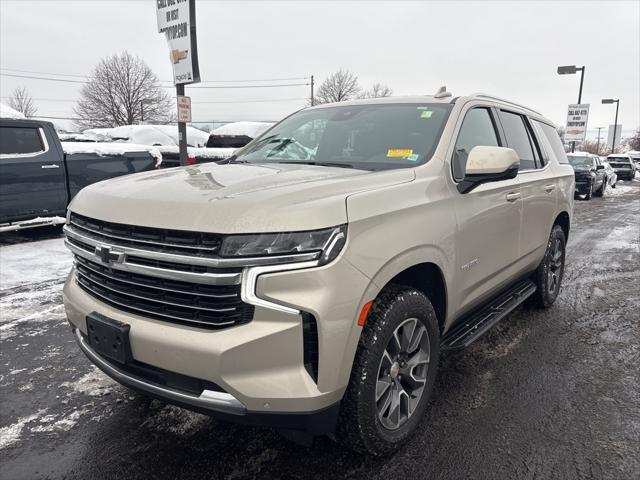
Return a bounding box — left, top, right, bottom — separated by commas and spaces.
310, 75, 314, 106
596, 127, 603, 155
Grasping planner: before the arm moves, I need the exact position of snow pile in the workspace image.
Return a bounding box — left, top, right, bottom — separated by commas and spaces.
0, 103, 25, 119
211, 121, 273, 138
62, 141, 163, 167
0, 238, 71, 290
157, 145, 236, 160
58, 133, 96, 142
83, 124, 210, 147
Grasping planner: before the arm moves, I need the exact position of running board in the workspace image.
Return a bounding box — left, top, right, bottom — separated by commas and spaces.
0, 216, 66, 233
441, 279, 536, 351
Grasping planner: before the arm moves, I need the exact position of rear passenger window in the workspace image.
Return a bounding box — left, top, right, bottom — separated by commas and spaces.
0, 126, 44, 155
498, 111, 537, 171
452, 108, 499, 180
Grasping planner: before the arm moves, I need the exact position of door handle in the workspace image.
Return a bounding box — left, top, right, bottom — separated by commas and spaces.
41, 164, 60, 169
505, 192, 521, 202
543, 184, 555, 193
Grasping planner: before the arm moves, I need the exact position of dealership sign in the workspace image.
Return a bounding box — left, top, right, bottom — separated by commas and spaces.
565, 104, 589, 142
156, 0, 200, 85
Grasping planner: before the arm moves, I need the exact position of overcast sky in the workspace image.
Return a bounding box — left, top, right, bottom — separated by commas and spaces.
1, 0, 638, 134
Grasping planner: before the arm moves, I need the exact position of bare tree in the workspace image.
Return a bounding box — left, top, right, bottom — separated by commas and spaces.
8, 86, 37, 117
625, 128, 640, 151
579, 140, 605, 156
74, 51, 172, 129
313, 69, 361, 105
359, 82, 393, 99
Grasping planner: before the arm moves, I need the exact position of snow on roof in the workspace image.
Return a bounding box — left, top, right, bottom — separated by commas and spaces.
211, 121, 274, 138
61, 141, 163, 167
0, 103, 26, 119
82, 125, 210, 147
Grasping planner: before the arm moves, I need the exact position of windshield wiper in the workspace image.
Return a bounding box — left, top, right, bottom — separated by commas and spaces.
273, 161, 355, 169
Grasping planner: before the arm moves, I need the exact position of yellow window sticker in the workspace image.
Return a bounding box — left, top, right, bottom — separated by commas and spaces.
387, 149, 413, 158
420, 110, 433, 119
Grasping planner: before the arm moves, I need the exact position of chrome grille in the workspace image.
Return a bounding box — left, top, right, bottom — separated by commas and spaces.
64, 214, 253, 329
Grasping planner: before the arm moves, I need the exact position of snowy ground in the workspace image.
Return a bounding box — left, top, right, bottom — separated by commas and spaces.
0, 177, 639, 479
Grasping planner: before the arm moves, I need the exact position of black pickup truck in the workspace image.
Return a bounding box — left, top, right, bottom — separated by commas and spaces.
0, 118, 160, 232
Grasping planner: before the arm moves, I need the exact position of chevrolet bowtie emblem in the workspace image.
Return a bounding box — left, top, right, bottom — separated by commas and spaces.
94, 245, 124, 264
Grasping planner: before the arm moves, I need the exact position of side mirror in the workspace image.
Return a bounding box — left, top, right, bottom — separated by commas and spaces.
457, 146, 520, 193
596, 164, 605, 170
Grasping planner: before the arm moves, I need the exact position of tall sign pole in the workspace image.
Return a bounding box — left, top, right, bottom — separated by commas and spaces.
156, 0, 200, 166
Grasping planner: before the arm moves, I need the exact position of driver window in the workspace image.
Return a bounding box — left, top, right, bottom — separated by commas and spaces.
453, 108, 500, 180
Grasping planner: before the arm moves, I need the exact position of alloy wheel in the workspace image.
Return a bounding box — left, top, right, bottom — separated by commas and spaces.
547, 236, 563, 295
376, 318, 430, 430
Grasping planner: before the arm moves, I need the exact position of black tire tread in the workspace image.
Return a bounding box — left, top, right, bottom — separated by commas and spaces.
337, 284, 439, 456
529, 224, 566, 308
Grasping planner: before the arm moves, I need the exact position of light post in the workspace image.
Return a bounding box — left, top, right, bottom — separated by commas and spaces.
596, 127, 603, 155
602, 98, 620, 153
557, 65, 586, 152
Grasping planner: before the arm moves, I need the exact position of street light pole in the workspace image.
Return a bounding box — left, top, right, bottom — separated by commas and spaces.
557, 65, 586, 153
596, 127, 603, 155
602, 98, 620, 154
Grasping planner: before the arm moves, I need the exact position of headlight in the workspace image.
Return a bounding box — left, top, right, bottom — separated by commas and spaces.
220, 225, 347, 265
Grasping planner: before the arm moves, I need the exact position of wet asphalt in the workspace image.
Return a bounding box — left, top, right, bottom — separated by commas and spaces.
1, 178, 639, 480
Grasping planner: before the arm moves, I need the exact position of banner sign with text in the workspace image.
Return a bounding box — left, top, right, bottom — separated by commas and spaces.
156, 0, 200, 85
565, 103, 589, 142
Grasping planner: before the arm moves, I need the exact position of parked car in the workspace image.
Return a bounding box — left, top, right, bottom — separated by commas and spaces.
602, 162, 618, 188
567, 152, 606, 199
607, 153, 636, 181
206, 121, 273, 148
628, 151, 640, 170
62, 92, 574, 455
0, 118, 161, 232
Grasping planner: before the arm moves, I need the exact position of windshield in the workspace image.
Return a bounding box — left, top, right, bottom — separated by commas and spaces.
608, 156, 630, 163
233, 103, 452, 171
568, 155, 593, 169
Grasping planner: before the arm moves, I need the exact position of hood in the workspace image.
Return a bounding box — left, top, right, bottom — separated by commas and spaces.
69, 162, 415, 233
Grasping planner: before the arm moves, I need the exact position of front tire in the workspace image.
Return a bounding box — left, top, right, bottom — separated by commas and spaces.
594, 178, 605, 197
338, 285, 440, 456
583, 182, 593, 200
529, 224, 566, 308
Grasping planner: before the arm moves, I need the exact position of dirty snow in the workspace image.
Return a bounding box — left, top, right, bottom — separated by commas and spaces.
0, 410, 46, 449
59, 368, 116, 397
0, 238, 71, 290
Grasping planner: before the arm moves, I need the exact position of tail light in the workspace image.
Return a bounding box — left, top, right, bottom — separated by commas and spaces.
186, 156, 197, 165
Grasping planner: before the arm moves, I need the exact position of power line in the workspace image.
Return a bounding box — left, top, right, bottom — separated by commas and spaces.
1, 72, 308, 89
1, 68, 309, 84
1, 95, 306, 104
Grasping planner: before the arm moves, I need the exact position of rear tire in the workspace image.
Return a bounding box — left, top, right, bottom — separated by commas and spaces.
337, 285, 440, 456
529, 225, 566, 308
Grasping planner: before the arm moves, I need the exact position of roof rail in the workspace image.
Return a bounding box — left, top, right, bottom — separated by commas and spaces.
470, 93, 542, 116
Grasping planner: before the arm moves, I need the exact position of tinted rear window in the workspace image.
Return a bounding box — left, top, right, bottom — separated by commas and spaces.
0, 126, 44, 155
207, 135, 253, 148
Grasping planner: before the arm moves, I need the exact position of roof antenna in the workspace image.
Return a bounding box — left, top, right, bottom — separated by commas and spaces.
434, 86, 452, 99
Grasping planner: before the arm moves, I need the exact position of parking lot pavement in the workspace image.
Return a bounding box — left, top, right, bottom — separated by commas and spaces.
1, 179, 639, 480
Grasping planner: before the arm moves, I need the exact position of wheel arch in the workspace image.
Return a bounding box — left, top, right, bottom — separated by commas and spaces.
554, 211, 571, 242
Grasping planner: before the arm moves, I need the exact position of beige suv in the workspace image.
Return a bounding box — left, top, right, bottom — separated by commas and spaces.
62, 92, 574, 455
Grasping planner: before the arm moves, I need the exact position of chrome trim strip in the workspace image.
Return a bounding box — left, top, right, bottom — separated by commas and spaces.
241, 261, 319, 315
64, 224, 321, 268
75, 259, 237, 299
65, 239, 242, 286
74, 329, 246, 415
75, 275, 237, 327
76, 270, 237, 314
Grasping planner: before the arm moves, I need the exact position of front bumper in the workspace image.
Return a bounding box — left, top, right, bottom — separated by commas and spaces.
574, 179, 592, 194
63, 253, 371, 425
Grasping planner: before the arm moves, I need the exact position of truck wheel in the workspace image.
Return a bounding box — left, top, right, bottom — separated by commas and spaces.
584, 182, 593, 200
338, 285, 439, 456
529, 224, 566, 308
594, 178, 605, 197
